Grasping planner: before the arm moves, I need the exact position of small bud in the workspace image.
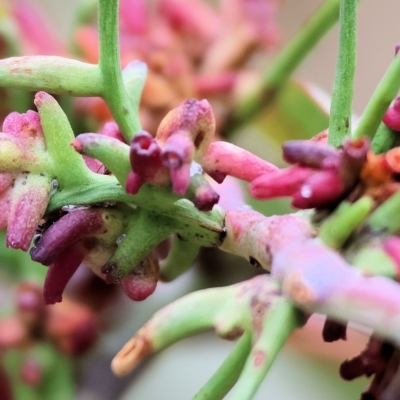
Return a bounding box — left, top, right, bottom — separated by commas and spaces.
121, 252, 160, 301
383, 97, 400, 132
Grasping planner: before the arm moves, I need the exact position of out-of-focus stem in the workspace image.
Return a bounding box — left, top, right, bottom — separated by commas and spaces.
230, 300, 303, 400
160, 237, 200, 282
192, 331, 252, 400
98, 0, 141, 141
371, 123, 399, 154
328, 0, 358, 147
353, 52, 400, 141
367, 191, 400, 234
221, 0, 341, 136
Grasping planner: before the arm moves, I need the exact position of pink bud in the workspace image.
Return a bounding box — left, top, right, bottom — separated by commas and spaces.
100, 122, 125, 142
127, 131, 169, 194
6, 174, 51, 251
249, 166, 314, 199
121, 252, 159, 301
383, 97, 400, 131
2, 110, 42, 136
292, 170, 344, 209
202, 141, 279, 183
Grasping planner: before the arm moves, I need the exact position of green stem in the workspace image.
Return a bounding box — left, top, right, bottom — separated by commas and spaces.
353, 51, 400, 140
367, 191, 400, 234
371, 122, 400, 154
0, 56, 102, 96
221, 0, 341, 136
192, 331, 252, 400
230, 300, 303, 400
319, 197, 373, 249
328, 0, 358, 147
35, 92, 94, 188
98, 0, 140, 141
104, 209, 174, 281
160, 237, 200, 282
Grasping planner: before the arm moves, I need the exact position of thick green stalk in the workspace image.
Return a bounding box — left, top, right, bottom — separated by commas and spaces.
98, 0, 140, 141
230, 300, 303, 400
0, 56, 102, 96
221, 0, 341, 136
353, 51, 400, 140
328, 0, 358, 147
192, 331, 252, 400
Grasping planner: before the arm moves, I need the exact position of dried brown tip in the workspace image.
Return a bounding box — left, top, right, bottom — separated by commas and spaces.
111, 329, 153, 376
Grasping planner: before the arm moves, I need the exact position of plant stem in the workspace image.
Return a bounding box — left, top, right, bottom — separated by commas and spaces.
319, 197, 373, 249
160, 237, 200, 282
98, 0, 140, 142
353, 51, 400, 140
230, 299, 303, 400
367, 191, 400, 234
0, 56, 102, 96
192, 331, 252, 400
371, 123, 399, 154
221, 0, 341, 136
328, 0, 358, 147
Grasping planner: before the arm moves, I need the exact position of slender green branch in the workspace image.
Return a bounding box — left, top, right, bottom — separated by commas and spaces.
367, 191, 400, 234
328, 0, 358, 147
192, 331, 252, 400
371, 123, 399, 154
221, 0, 341, 136
230, 299, 303, 400
160, 237, 200, 282
319, 197, 373, 249
353, 51, 400, 140
0, 56, 102, 96
98, 0, 141, 141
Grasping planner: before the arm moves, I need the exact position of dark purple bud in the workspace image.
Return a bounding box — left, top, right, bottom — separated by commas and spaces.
340, 356, 366, 380
282, 140, 340, 169
127, 131, 169, 194
292, 170, 344, 209
121, 252, 159, 301
322, 319, 347, 342
186, 173, 220, 211
339, 138, 369, 189
395, 43, 400, 55
249, 166, 314, 199
30, 209, 105, 266
43, 242, 87, 304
